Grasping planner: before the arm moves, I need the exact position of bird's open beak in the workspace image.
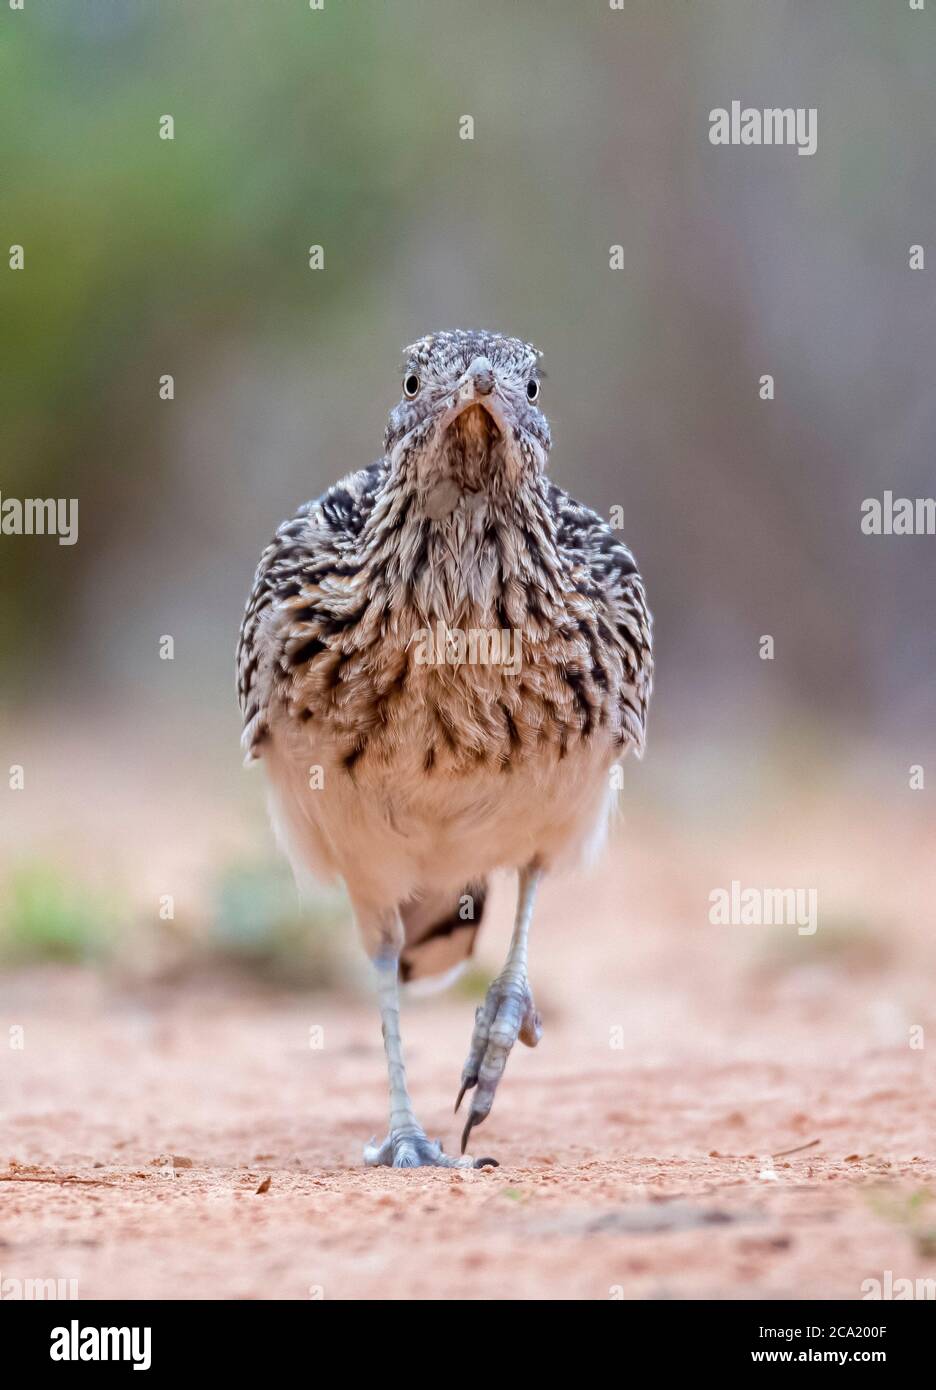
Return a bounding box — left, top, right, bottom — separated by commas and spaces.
439, 356, 508, 436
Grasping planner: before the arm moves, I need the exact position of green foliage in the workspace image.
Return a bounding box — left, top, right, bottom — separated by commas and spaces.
869, 1189, 936, 1258
210, 860, 349, 987
750, 915, 891, 975
452, 964, 492, 1001
0, 861, 120, 962
1, 1, 455, 678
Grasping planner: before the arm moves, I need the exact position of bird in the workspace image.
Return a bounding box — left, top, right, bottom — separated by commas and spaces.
236, 329, 652, 1168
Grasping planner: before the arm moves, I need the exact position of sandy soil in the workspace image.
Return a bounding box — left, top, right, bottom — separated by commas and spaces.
2, 814, 935, 1301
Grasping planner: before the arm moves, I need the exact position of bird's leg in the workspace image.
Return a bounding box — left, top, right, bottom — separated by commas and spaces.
455, 862, 543, 1152
363, 936, 475, 1169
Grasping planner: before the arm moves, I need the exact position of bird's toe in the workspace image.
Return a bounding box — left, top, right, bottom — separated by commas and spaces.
364, 1123, 475, 1169
456, 974, 540, 1150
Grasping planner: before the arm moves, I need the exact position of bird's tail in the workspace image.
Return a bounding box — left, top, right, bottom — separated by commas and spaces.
399, 880, 488, 989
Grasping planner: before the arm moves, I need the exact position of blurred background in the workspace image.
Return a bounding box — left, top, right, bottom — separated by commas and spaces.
1, 0, 934, 988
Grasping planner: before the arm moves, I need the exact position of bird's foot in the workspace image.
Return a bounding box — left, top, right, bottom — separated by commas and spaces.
455, 971, 542, 1152
363, 1122, 493, 1169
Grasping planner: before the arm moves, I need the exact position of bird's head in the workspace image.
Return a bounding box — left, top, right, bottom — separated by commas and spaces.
384, 330, 550, 501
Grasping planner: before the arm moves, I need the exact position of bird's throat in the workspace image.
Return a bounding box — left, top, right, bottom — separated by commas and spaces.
438, 404, 502, 492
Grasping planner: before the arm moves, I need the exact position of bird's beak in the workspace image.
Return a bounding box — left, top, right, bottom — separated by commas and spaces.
439, 356, 508, 435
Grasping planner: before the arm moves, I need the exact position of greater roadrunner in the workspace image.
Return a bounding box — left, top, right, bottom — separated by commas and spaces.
237, 330, 652, 1167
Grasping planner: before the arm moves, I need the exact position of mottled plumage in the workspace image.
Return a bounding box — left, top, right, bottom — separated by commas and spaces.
237, 329, 652, 1165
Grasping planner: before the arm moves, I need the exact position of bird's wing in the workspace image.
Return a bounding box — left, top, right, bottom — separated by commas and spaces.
236, 459, 388, 761
546, 481, 654, 754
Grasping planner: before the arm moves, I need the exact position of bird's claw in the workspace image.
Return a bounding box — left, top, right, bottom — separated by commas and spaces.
455, 973, 541, 1151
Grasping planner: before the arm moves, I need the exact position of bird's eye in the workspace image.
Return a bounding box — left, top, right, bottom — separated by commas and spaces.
403, 373, 420, 398
526, 378, 540, 402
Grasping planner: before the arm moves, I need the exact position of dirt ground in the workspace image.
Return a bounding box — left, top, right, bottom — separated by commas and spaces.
2, 808, 935, 1301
